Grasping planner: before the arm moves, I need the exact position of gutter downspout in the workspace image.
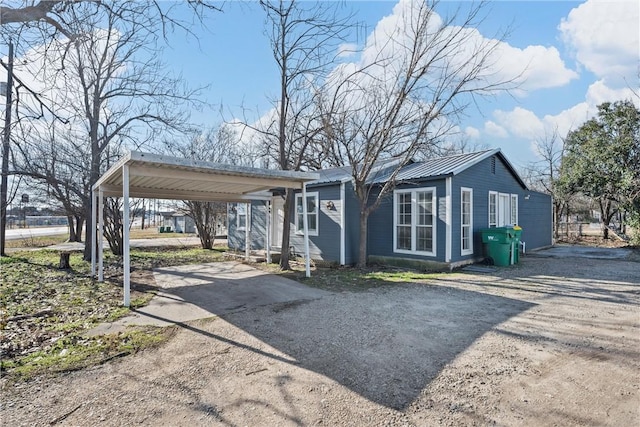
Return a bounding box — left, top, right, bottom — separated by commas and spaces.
445, 176, 452, 263
340, 181, 346, 265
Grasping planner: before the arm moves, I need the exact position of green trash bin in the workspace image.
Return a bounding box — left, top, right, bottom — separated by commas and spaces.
480, 227, 515, 266
159, 226, 165, 233
512, 226, 522, 264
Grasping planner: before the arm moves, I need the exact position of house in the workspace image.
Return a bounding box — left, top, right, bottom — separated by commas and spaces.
227, 149, 553, 269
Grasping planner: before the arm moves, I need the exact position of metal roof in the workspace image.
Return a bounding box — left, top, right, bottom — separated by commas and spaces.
93, 151, 320, 202
307, 157, 407, 186
372, 148, 527, 189
309, 166, 352, 186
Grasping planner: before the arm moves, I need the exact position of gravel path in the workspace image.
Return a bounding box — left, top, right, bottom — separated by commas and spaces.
2, 254, 639, 426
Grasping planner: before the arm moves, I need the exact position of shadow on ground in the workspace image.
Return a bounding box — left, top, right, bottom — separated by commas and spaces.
137, 262, 535, 410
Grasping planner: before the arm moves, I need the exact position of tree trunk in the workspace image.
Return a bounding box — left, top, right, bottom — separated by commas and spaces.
67, 215, 76, 242
83, 198, 93, 260
279, 190, 294, 270
599, 199, 610, 239
75, 215, 83, 242
141, 200, 146, 230
59, 252, 71, 270
356, 209, 369, 269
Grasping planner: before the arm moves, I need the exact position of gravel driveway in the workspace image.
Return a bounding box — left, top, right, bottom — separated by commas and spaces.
2, 252, 639, 426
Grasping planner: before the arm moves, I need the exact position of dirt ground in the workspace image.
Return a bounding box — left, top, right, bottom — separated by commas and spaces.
2, 251, 639, 426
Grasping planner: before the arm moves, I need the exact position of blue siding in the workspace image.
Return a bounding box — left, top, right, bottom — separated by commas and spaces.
367, 181, 447, 262
452, 154, 551, 260
518, 191, 552, 250
289, 184, 343, 263
227, 201, 267, 251
226, 152, 552, 266
344, 181, 361, 265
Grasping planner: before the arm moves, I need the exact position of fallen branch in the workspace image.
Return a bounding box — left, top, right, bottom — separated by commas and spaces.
245, 368, 268, 376
49, 403, 82, 425
8, 308, 53, 322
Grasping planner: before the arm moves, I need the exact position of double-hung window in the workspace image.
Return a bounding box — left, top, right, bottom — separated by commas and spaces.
236, 203, 247, 230
295, 192, 318, 236
488, 192, 498, 227
461, 188, 473, 255
488, 191, 518, 227
394, 188, 436, 256
510, 194, 518, 225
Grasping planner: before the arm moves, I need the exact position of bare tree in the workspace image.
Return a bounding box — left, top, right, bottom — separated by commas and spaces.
318, 0, 516, 267
1, 1, 220, 41
164, 126, 242, 249
252, 0, 353, 269
522, 127, 571, 239
10, 2, 201, 258
12, 124, 95, 242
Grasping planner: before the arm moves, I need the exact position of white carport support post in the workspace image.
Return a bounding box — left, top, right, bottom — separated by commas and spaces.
91, 189, 97, 277
244, 202, 250, 261
302, 183, 311, 278
98, 188, 104, 282
265, 200, 271, 264
123, 165, 131, 307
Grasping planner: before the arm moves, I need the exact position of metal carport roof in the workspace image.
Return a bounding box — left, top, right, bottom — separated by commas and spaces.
93, 151, 319, 201
91, 151, 319, 307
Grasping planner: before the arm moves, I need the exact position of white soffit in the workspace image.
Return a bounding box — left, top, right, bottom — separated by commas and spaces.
93, 151, 319, 202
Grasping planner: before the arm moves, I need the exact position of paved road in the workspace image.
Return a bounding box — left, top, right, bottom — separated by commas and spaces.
5, 226, 69, 240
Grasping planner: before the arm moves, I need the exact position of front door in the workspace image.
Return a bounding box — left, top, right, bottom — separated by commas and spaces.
271, 196, 285, 249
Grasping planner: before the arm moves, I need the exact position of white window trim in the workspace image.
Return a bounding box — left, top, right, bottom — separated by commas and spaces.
489, 191, 519, 227
295, 191, 319, 236
488, 191, 498, 228
393, 187, 437, 257
236, 203, 247, 231
461, 187, 473, 256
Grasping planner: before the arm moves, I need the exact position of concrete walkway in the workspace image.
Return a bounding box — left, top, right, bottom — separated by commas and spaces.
47, 236, 204, 251
87, 261, 329, 335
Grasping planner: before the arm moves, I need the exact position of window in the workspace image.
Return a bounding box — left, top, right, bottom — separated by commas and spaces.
236, 203, 247, 230
488, 192, 518, 227
295, 192, 318, 236
510, 194, 518, 225
397, 192, 412, 250
461, 188, 473, 255
488, 192, 497, 227
393, 188, 436, 256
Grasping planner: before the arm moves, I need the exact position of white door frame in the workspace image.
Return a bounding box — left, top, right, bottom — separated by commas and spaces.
270, 195, 285, 249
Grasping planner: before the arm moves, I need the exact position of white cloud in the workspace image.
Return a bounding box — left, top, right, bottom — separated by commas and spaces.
493, 44, 578, 93
541, 102, 591, 137
493, 107, 545, 140
585, 79, 638, 106
465, 126, 480, 139
559, 0, 639, 83
337, 43, 358, 58
484, 121, 508, 138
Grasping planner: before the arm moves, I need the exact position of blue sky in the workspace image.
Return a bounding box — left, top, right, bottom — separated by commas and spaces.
160, 0, 639, 170
1, 0, 638, 172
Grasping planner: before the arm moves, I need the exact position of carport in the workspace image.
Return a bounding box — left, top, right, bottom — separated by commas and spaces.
90, 151, 319, 307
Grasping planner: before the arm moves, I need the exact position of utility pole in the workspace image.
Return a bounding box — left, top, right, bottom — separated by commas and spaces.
1, 40, 14, 256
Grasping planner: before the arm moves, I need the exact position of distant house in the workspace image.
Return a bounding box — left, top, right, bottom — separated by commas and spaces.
227, 149, 552, 269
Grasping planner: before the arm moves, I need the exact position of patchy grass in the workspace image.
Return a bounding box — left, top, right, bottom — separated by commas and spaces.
260, 260, 446, 292
0, 246, 225, 382
126, 246, 227, 269
3, 326, 175, 380
5, 234, 69, 249
128, 228, 198, 239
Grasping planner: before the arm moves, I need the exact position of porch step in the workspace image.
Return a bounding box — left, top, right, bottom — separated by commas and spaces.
223, 250, 281, 263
